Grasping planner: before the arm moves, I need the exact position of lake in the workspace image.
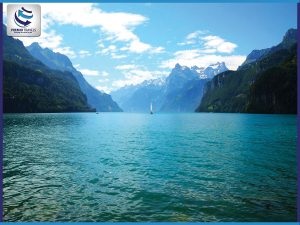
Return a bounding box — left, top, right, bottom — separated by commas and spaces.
3, 113, 297, 221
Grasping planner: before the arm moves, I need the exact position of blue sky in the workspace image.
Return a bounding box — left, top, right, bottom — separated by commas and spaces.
4, 3, 297, 93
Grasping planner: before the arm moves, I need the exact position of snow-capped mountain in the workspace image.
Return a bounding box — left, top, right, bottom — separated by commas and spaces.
111, 62, 228, 112
140, 77, 166, 87
111, 77, 165, 113
204, 62, 228, 78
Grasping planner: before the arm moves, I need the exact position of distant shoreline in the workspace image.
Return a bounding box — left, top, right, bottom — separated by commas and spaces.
2, 111, 297, 115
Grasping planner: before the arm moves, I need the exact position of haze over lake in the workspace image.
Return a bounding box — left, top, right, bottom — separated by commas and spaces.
4, 113, 297, 221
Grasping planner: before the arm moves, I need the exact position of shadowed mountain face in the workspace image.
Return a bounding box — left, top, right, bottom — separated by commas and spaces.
3, 26, 94, 113
27, 43, 122, 112
111, 78, 165, 113
197, 28, 297, 114
240, 28, 297, 68
111, 62, 228, 113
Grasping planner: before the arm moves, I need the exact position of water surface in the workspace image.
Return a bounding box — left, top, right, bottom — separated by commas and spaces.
3, 113, 297, 221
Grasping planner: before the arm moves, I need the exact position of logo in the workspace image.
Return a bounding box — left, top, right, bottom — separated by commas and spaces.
14, 7, 33, 28
7, 4, 41, 37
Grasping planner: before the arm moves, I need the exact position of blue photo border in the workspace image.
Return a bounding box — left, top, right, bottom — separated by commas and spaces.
297, 2, 300, 223
0, 0, 299, 223
0, 0, 299, 3
0, 2, 3, 223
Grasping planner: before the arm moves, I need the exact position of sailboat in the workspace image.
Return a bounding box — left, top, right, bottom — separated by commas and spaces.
150, 102, 153, 114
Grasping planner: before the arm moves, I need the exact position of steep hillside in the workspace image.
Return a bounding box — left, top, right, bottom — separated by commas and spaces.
3, 26, 93, 113
197, 29, 297, 114
27, 43, 122, 112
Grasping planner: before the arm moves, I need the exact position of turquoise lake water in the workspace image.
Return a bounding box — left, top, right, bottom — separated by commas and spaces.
3, 113, 297, 221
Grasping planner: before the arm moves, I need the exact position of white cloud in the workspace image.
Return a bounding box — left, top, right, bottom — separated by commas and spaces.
4, 3, 164, 59
96, 44, 127, 59
178, 30, 207, 46
151, 46, 165, 54
96, 85, 112, 93
167, 31, 245, 70
77, 68, 110, 77
74, 64, 80, 69
178, 31, 237, 54
78, 50, 92, 58
99, 71, 109, 77
78, 69, 100, 76
42, 4, 162, 54
98, 78, 110, 83
115, 64, 138, 70
122, 40, 152, 53
202, 35, 237, 54
18, 29, 62, 49
161, 49, 246, 70
111, 53, 127, 59
97, 39, 164, 59
92, 28, 98, 33
17, 29, 77, 59
15, 26, 77, 59
55, 46, 77, 59
97, 40, 105, 49
120, 41, 164, 54
100, 45, 117, 55
186, 31, 202, 40
113, 65, 168, 88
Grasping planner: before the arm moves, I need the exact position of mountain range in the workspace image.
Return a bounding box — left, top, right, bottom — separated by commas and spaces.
197, 28, 297, 114
3, 24, 122, 113
3, 26, 94, 113
111, 62, 228, 112
3, 24, 296, 115
27, 43, 122, 112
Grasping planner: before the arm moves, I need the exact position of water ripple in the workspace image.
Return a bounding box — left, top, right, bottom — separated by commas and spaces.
3, 113, 297, 221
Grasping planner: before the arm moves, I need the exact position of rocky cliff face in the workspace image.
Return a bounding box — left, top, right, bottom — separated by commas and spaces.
197, 29, 297, 114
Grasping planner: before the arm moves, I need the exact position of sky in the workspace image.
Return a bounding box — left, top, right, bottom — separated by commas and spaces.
3, 3, 297, 93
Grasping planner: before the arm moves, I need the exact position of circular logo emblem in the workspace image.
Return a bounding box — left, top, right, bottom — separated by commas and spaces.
14, 7, 33, 28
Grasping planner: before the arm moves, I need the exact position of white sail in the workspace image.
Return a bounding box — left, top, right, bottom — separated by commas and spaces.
150, 102, 153, 114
